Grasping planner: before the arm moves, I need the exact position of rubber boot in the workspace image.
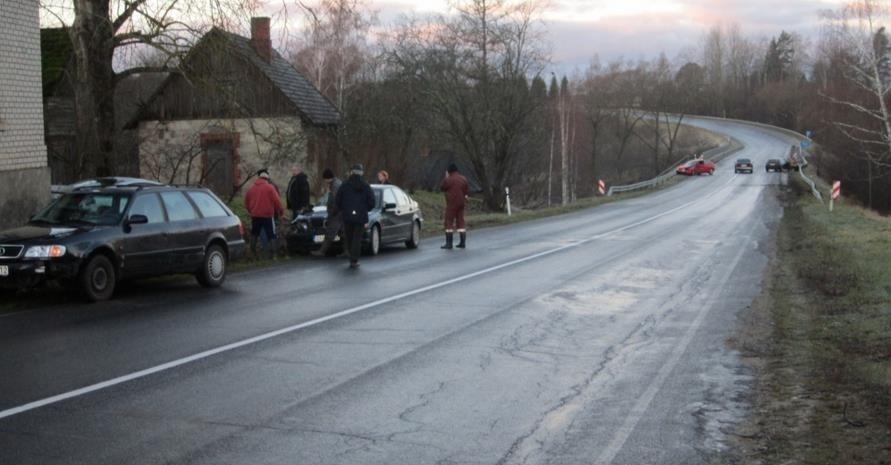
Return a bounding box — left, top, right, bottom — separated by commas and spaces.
441, 232, 453, 249
456, 232, 466, 249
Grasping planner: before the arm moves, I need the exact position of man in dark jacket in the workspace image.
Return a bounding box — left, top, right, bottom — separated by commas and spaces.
312, 168, 343, 257
286, 163, 310, 218
440, 163, 470, 249
335, 164, 375, 269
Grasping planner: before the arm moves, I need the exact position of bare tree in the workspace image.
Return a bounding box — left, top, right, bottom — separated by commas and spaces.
820, 0, 891, 206
386, 0, 548, 209
40, 0, 259, 178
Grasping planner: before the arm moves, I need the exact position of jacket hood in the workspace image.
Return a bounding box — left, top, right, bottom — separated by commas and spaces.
346, 174, 366, 190
0, 225, 80, 242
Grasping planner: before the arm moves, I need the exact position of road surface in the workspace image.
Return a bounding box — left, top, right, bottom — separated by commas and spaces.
0, 118, 801, 464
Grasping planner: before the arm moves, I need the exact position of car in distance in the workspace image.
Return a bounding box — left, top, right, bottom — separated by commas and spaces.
287, 184, 422, 256
0, 184, 245, 301
676, 159, 716, 176
765, 159, 783, 172
734, 158, 754, 174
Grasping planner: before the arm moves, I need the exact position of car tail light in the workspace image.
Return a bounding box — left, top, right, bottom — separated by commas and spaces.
237, 219, 244, 238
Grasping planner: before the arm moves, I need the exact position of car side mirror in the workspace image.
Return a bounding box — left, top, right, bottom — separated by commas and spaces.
383, 202, 397, 211
127, 214, 149, 225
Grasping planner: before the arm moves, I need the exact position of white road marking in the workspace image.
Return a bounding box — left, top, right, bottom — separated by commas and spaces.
0, 175, 740, 421
592, 201, 758, 465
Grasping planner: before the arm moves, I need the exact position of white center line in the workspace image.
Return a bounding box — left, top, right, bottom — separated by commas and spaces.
0, 174, 739, 421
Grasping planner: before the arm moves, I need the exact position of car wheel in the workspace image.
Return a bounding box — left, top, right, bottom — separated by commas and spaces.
80, 254, 116, 302
709, 169, 715, 175
196, 244, 227, 288
405, 221, 420, 249
365, 225, 381, 256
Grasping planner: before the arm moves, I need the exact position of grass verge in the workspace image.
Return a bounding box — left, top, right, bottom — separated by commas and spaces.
732, 177, 891, 464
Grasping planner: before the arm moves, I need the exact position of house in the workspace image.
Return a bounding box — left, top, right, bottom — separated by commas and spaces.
128, 17, 340, 197
40, 27, 168, 184
0, 0, 51, 229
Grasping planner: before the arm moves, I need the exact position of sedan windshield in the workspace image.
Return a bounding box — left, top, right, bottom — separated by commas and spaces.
32, 193, 131, 226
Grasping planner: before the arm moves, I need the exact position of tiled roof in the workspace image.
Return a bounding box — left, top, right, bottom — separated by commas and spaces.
211, 28, 340, 126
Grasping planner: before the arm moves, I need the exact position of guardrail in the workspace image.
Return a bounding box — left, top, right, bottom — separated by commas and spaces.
607, 138, 744, 196
689, 115, 824, 202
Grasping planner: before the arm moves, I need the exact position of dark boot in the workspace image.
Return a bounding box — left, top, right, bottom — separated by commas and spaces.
441, 232, 453, 249
456, 231, 466, 248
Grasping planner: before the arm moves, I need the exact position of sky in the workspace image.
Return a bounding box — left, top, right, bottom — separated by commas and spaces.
369, 0, 850, 71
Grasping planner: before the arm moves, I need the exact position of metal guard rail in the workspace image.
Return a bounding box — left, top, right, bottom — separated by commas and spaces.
607, 138, 744, 196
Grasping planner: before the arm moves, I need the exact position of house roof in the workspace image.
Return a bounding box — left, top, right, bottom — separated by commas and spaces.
206, 28, 340, 126
114, 72, 170, 129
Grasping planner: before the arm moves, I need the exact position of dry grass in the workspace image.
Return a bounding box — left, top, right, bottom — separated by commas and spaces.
731, 177, 891, 464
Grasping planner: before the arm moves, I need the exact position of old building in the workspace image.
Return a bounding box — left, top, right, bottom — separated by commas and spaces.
128, 18, 340, 197
41, 27, 169, 184
0, 0, 52, 229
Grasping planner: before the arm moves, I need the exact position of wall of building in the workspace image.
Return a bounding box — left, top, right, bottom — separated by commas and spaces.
138, 116, 309, 195
0, 0, 51, 228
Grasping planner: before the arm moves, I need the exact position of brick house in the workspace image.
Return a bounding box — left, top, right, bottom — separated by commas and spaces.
128, 18, 340, 198
0, 0, 51, 229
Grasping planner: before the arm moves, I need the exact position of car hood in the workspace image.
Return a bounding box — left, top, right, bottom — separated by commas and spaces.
0, 225, 82, 242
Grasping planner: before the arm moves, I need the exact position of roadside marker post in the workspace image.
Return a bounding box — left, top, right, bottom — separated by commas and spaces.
597, 179, 606, 196
505, 187, 512, 216
830, 180, 841, 212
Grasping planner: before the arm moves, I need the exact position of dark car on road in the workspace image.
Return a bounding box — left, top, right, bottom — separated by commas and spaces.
287, 184, 422, 256
765, 159, 783, 172
0, 184, 245, 301
734, 158, 753, 174
676, 159, 716, 176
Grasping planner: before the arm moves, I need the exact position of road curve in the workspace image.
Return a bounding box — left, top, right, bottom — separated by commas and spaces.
0, 118, 801, 464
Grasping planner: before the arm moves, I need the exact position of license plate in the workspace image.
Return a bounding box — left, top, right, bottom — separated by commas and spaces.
313, 234, 325, 244
0, 265, 8, 277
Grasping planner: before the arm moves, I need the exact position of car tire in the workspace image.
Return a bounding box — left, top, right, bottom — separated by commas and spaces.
405, 221, 420, 249
196, 244, 227, 288
709, 169, 715, 175
80, 254, 116, 302
365, 225, 381, 256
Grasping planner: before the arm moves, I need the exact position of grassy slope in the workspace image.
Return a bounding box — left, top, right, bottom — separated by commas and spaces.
735, 177, 891, 464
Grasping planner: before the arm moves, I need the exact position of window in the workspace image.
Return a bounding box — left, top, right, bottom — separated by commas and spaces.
34, 193, 130, 226
394, 188, 411, 207
383, 188, 397, 207
160, 191, 198, 221
129, 193, 165, 224
187, 191, 229, 218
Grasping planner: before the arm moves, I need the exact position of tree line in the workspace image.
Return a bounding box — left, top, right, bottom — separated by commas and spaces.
45, 0, 891, 212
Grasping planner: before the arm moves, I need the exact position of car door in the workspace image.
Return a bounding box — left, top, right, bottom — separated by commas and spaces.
159, 190, 205, 272
120, 192, 169, 277
392, 187, 415, 240
379, 187, 400, 243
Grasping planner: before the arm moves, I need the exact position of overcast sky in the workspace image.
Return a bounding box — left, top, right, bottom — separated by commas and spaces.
369, 0, 849, 71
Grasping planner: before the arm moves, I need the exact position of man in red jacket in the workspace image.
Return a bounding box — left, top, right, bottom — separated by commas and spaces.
245, 169, 284, 259
440, 163, 470, 249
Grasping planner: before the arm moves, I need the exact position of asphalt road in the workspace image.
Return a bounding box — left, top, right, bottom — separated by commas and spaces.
0, 118, 801, 465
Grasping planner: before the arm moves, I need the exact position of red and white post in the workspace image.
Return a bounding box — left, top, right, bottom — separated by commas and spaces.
830, 180, 841, 212
597, 179, 606, 196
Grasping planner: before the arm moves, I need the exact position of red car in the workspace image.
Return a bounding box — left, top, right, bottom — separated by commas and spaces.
676, 159, 716, 176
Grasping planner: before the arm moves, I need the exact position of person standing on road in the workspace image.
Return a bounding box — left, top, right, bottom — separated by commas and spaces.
335, 164, 375, 269
312, 168, 343, 257
286, 163, 311, 219
440, 163, 469, 249
245, 169, 284, 259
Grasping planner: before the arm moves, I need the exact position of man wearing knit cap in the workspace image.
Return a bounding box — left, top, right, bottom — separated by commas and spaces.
335, 164, 375, 269
244, 168, 284, 259
440, 162, 470, 249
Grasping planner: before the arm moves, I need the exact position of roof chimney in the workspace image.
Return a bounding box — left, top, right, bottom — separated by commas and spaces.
251, 17, 272, 63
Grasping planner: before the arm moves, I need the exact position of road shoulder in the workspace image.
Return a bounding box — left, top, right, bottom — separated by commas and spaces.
729, 179, 891, 464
